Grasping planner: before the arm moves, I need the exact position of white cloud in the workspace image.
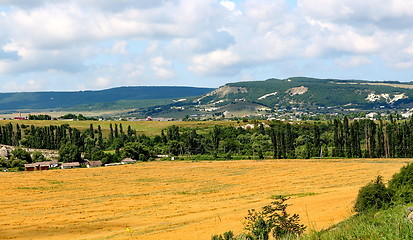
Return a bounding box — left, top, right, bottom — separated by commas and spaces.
2, 0, 413, 91
125, 63, 146, 79
220, 1, 236, 11
336, 56, 371, 68
189, 49, 242, 76
3, 79, 48, 91
93, 77, 111, 88
151, 56, 175, 79
112, 41, 128, 55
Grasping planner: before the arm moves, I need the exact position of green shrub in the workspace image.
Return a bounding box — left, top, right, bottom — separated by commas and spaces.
211, 231, 235, 240
302, 205, 413, 240
388, 163, 413, 189
388, 163, 413, 203
244, 196, 306, 240
354, 176, 392, 213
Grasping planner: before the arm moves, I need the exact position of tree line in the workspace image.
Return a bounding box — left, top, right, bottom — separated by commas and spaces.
1, 117, 413, 167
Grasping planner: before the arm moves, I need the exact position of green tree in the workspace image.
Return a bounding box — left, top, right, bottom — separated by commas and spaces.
122, 142, 150, 161
11, 148, 32, 163
211, 126, 221, 157
59, 142, 82, 163
91, 150, 118, 165
32, 151, 46, 162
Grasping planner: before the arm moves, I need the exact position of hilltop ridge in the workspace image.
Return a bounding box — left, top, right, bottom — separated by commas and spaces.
139, 77, 413, 118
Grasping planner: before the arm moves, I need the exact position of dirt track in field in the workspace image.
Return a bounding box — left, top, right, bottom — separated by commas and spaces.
0, 159, 410, 240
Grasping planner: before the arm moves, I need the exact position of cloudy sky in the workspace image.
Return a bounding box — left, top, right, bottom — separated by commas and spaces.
1, 0, 413, 92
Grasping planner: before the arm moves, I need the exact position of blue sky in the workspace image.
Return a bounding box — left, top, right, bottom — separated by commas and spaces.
0, 0, 413, 92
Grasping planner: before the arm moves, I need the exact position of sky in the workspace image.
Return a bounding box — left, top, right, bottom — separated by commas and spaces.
1, 0, 413, 92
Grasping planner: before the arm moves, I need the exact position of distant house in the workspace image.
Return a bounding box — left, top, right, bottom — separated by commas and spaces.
24, 163, 37, 171
121, 158, 137, 164
24, 160, 59, 171
38, 162, 50, 171
61, 162, 80, 169
37, 160, 59, 168
13, 117, 25, 120
86, 160, 102, 168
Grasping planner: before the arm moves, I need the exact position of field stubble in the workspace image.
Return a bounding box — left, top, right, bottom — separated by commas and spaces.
0, 158, 410, 240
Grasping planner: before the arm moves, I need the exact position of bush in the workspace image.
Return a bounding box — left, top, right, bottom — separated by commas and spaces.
354, 176, 393, 213
211, 231, 235, 240
388, 163, 413, 203
389, 163, 413, 188
244, 196, 306, 240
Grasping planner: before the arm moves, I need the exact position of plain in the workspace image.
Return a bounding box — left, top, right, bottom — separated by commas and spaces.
0, 158, 410, 240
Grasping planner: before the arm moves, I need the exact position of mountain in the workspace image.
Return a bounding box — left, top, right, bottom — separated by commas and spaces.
142, 77, 413, 117
199, 77, 413, 108
4, 77, 413, 117
0, 86, 214, 111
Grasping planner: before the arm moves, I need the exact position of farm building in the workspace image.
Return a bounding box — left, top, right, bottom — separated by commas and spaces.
24, 163, 37, 171
38, 163, 50, 171
121, 158, 137, 164
37, 160, 58, 168
86, 160, 102, 168
24, 160, 59, 171
61, 162, 80, 169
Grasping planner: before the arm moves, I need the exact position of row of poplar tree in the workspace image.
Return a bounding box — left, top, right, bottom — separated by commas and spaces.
1, 117, 413, 163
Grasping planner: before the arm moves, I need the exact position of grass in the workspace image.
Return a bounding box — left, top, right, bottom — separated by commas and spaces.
302, 205, 413, 240
272, 192, 319, 199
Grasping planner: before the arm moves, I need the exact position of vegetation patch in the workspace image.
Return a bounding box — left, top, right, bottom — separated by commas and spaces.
272, 192, 318, 199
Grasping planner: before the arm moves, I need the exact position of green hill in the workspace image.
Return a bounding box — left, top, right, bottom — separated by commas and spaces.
0, 86, 214, 111
139, 77, 413, 118
198, 77, 413, 109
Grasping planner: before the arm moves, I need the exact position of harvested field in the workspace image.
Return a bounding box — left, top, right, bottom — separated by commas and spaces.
0, 158, 410, 240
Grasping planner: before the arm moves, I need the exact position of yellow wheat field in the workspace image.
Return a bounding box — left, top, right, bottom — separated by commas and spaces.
0, 158, 411, 240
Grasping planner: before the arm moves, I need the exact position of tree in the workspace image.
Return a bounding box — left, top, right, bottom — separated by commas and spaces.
32, 151, 46, 162
59, 142, 82, 163
88, 124, 94, 139
168, 140, 182, 156
91, 150, 118, 165
11, 148, 32, 163
0, 157, 9, 168
109, 123, 114, 144
122, 142, 150, 161
211, 126, 221, 157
